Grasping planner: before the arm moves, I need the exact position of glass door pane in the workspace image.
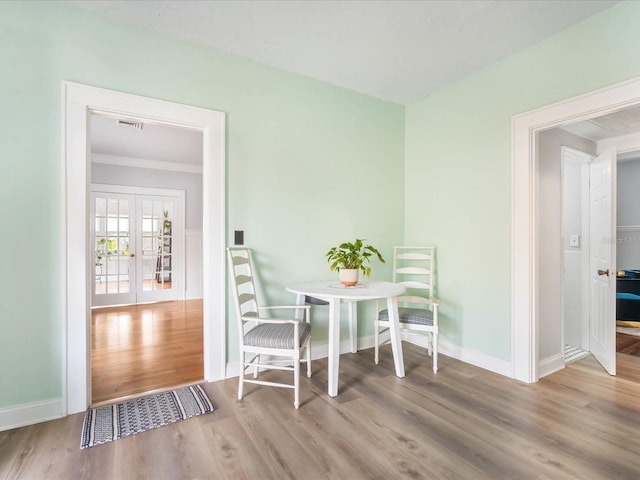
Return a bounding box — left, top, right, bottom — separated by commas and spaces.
141, 199, 174, 292
137, 195, 178, 303
92, 193, 136, 307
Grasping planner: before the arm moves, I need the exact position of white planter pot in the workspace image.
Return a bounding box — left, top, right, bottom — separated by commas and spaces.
339, 269, 359, 286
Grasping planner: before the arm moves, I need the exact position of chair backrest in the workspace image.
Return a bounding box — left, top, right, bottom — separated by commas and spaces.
227, 248, 260, 331
392, 246, 435, 309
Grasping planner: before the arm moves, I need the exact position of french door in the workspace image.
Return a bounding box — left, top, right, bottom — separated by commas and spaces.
91, 188, 183, 307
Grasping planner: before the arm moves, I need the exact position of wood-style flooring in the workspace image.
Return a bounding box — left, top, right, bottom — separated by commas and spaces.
617, 332, 640, 356
91, 299, 204, 404
3, 343, 640, 479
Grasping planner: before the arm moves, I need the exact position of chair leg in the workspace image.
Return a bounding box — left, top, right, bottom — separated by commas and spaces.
253, 353, 260, 378
306, 341, 312, 377
238, 356, 245, 400
433, 332, 438, 374
374, 319, 380, 364
294, 355, 300, 409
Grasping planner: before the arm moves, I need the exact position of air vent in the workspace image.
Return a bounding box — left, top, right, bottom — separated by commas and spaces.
118, 120, 144, 130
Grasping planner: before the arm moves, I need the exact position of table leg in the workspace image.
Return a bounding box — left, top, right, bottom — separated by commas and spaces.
328, 298, 341, 397
348, 301, 357, 353
386, 296, 405, 378
294, 293, 305, 320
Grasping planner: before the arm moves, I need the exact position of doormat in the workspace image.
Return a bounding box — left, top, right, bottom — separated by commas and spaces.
81, 384, 214, 448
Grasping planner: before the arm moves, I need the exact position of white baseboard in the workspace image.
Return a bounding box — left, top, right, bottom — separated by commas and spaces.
438, 338, 513, 378
0, 398, 64, 432
225, 335, 512, 379
538, 353, 565, 378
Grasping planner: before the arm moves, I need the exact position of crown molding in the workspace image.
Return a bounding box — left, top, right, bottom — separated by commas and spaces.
92, 152, 203, 174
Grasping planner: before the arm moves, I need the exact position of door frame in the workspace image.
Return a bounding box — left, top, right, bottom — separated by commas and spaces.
560, 147, 592, 356
90, 184, 186, 306
62, 82, 226, 414
512, 76, 640, 383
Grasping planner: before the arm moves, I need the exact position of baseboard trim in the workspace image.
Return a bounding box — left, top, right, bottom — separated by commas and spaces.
438, 338, 513, 378
225, 335, 512, 379
0, 398, 64, 432
539, 353, 565, 378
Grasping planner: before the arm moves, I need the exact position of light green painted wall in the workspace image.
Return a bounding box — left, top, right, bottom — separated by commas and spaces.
404, 1, 640, 361
0, 2, 404, 408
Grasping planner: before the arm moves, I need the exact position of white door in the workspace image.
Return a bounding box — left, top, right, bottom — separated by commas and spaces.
91, 193, 136, 306
92, 191, 182, 306
588, 148, 616, 375
136, 196, 180, 303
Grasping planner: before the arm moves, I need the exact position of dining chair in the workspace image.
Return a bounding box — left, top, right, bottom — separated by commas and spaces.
374, 246, 439, 373
227, 247, 312, 408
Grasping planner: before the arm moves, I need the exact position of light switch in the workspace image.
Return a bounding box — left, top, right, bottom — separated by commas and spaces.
569, 234, 580, 247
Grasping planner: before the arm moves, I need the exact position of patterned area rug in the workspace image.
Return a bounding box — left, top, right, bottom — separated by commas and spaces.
81, 385, 214, 448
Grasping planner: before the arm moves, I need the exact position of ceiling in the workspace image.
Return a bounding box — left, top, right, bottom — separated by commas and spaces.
562, 105, 640, 142
91, 114, 203, 165
66, 0, 617, 105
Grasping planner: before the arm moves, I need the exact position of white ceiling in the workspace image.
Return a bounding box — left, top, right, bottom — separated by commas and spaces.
91, 114, 203, 165
66, 0, 617, 105
562, 106, 640, 142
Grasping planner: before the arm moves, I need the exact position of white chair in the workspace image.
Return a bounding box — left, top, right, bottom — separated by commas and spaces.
227, 247, 312, 408
374, 246, 439, 373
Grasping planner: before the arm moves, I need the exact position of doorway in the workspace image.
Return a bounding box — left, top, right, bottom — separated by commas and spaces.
63, 82, 226, 414
88, 114, 201, 404
512, 76, 640, 383
536, 110, 640, 378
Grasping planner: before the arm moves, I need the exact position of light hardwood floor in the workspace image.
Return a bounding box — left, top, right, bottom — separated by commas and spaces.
2, 343, 640, 479
91, 299, 204, 404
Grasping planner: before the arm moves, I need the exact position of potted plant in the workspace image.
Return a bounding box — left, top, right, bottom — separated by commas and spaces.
325, 238, 385, 286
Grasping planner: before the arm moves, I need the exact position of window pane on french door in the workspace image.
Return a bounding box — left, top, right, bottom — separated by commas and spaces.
95, 196, 131, 295
141, 199, 174, 292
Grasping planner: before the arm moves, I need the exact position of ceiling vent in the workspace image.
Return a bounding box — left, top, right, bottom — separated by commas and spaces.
118, 120, 144, 130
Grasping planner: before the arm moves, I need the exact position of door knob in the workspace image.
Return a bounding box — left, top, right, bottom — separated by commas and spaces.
597, 269, 610, 276
130, 253, 135, 258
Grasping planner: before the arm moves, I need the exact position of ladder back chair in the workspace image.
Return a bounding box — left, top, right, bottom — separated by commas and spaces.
227, 247, 312, 408
374, 246, 439, 373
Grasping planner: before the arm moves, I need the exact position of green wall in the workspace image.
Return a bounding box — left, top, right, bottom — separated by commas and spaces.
0, 2, 404, 409
4, 0, 640, 413
404, 1, 640, 361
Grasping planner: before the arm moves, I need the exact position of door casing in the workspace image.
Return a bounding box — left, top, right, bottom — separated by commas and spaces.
512, 76, 640, 383
62, 82, 226, 414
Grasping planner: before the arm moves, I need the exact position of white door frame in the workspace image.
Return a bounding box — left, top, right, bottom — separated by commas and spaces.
512, 76, 640, 383
560, 147, 592, 355
62, 82, 226, 413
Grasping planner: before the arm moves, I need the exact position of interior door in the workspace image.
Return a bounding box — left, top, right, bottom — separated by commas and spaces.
137, 195, 180, 303
91, 193, 136, 306
588, 147, 617, 375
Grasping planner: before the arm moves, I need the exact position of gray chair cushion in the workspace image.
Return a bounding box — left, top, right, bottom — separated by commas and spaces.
244, 322, 311, 349
379, 307, 433, 326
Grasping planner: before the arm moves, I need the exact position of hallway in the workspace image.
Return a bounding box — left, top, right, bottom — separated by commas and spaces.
91, 299, 203, 404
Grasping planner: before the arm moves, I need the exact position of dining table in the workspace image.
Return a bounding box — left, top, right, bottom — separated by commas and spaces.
285, 281, 406, 397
